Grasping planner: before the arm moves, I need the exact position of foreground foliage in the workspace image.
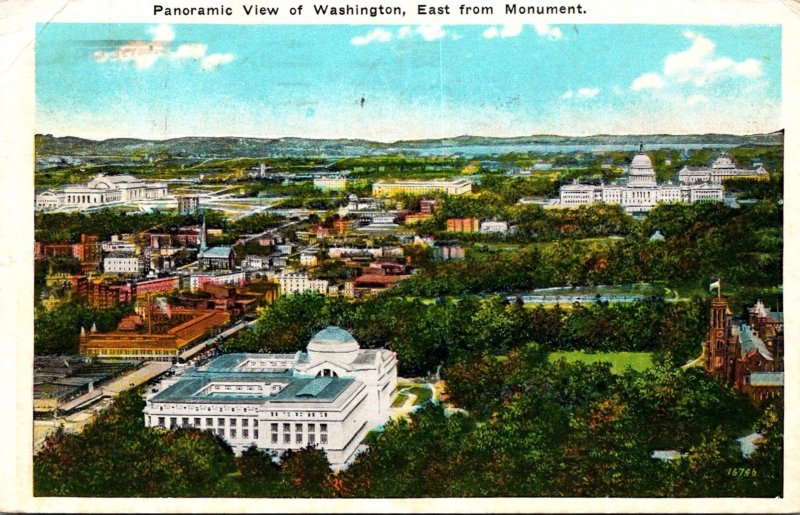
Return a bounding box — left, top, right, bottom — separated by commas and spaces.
34, 357, 781, 498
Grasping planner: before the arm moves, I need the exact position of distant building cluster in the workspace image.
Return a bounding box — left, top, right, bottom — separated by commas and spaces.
557, 146, 724, 213
35, 173, 168, 211
143, 327, 397, 469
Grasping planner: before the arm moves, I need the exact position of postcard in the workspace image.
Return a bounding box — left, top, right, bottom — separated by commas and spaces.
1, 0, 798, 512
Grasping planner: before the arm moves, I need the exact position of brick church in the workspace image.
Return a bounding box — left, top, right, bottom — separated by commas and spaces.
704, 294, 783, 403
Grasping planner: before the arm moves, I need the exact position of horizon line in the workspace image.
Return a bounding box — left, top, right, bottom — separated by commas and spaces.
35, 129, 786, 145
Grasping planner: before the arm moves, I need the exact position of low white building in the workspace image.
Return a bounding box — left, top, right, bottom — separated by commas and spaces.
241, 255, 270, 270
273, 271, 329, 296
313, 176, 348, 191
480, 220, 510, 234
103, 252, 141, 275
35, 173, 168, 211
372, 178, 472, 196
143, 327, 398, 469
679, 152, 769, 184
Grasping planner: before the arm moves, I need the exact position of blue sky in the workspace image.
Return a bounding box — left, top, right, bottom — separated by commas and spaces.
35, 23, 781, 141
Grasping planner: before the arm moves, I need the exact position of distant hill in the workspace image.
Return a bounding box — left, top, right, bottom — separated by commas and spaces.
35, 131, 784, 158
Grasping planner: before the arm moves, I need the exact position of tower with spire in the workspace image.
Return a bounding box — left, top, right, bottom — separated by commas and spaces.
199, 215, 208, 252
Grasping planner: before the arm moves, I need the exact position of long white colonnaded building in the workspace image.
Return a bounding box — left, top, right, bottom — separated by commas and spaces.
678, 152, 769, 184
35, 173, 169, 211
558, 145, 724, 214
143, 326, 398, 469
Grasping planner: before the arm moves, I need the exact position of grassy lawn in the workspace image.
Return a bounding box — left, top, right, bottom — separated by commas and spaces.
391, 393, 409, 408
405, 386, 432, 405
548, 351, 654, 374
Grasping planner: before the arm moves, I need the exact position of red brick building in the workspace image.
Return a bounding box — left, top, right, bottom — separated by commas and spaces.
73, 277, 128, 309
704, 296, 783, 403
35, 234, 101, 273
446, 218, 479, 233
118, 276, 180, 301
79, 306, 230, 361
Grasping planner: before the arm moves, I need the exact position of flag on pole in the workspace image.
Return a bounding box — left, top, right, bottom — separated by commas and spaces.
156, 297, 172, 319
709, 279, 721, 292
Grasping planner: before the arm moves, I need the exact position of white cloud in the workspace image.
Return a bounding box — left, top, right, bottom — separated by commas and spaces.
501, 24, 524, 38
147, 24, 175, 43
484, 24, 524, 40
352, 25, 453, 45
351, 28, 393, 46
201, 53, 235, 70
632, 31, 764, 91
93, 26, 233, 71
630, 72, 665, 91
532, 23, 562, 40
735, 58, 763, 79
172, 43, 207, 60
686, 94, 708, 106
416, 25, 446, 42
563, 87, 599, 100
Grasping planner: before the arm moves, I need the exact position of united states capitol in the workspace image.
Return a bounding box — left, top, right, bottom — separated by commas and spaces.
556, 145, 729, 214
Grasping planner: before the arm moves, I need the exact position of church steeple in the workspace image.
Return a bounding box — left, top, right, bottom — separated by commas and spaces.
199, 215, 207, 252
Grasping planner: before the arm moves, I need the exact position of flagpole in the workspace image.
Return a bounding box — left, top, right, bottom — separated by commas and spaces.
718, 278, 721, 299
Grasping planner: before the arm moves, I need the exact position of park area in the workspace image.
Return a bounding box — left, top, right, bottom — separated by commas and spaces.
548, 351, 654, 374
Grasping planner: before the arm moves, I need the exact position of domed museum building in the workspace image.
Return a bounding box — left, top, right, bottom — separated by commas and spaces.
144, 326, 397, 469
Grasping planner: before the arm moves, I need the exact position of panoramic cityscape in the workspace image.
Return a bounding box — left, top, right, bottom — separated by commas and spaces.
32, 23, 783, 498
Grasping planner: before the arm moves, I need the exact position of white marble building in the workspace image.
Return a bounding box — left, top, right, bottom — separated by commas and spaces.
35, 173, 168, 211
103, 252, 142, 275
272, 271, 329, 296
144, 327, 398, 469
557, 146, 723, 213
678, 152, 769, 184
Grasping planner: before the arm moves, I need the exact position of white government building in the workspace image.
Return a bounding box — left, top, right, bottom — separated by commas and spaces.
313, 176, 348, 191
144, 327, 398, 469
558, 145, 723, 213
35, 173, 169, 211
678, 152, 769, 184
372, 177, 473, 196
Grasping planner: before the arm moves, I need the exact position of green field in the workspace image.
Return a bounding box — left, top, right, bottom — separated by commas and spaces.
548, 351, 654, 374
405, 386, 432, 405
391, 393, 409, 408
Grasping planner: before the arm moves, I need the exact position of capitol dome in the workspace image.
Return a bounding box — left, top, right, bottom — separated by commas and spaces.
630, 152, 653, 169
712, 153, 735, 169
307, 326, 361, 364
